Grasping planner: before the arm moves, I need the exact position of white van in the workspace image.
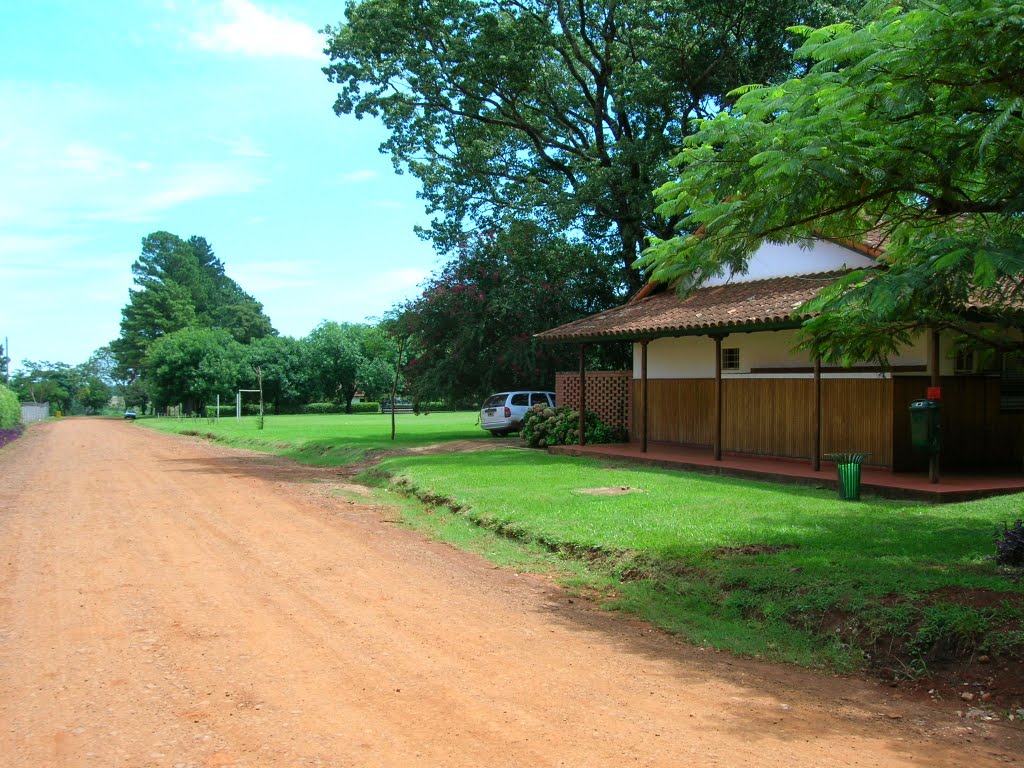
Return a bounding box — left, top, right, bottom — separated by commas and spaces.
479, 391, 556, 436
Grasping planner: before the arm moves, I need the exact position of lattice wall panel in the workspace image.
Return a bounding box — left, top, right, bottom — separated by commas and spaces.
555, 370, 633, 433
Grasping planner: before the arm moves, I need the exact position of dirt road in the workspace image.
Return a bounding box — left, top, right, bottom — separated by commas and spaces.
0, 419, 1020, 767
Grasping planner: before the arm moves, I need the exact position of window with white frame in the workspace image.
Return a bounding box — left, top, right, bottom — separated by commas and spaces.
721, 347, 740, 371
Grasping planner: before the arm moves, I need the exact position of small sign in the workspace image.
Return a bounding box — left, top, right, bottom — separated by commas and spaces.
927, 386, 942, 400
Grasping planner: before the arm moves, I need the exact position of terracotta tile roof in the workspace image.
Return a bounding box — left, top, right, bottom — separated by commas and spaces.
536, 272, 845, 343
967, 278, 1024, 314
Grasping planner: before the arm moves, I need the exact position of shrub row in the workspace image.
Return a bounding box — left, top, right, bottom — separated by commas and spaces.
0, 384, 20, 430
521, 404, 628, 448
301, 401, 382, 414
301, 402, 345, 414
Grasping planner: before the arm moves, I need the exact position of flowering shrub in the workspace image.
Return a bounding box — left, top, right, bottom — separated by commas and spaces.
994, 519, 1024, 567
521, 403, 627, 448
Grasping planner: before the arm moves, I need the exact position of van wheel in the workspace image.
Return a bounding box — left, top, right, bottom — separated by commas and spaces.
489, 429, 509, 437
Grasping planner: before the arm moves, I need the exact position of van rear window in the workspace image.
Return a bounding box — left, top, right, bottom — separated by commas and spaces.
483, 394, 507, 408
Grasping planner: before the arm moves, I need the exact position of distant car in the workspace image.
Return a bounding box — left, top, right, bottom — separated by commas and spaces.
124, 410, 137, 420
480, 391, 556, 436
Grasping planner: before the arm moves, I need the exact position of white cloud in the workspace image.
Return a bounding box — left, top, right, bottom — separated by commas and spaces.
0, 233, 90, 257
378, 267, 430, 291
230, 260, 319, 292
0, 79, 269, 234
86, 163, 266, 222
337, 169, 378, 184
62, 143, 118, 173
191, 0, 324, 60
223, 135, 269, 158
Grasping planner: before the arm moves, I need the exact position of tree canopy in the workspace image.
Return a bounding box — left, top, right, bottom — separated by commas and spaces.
244, 335, 310, 414
9, 359, 112, 416
639, 0, 1024, 364
144, 327, 248, 413
395, 221, 627, 404
112, 232, 275, 375
323, 0, 850, 290
303, 321, 368, 411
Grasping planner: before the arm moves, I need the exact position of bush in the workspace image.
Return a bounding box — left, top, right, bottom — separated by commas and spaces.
995, 519, 1024, 566
302, 402, 347, 415
0, 384, 20, 429
521, 404, 628, 449
300, 401, 381, 414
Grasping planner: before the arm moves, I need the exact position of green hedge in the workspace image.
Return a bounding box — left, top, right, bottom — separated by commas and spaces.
350, 402, 381, 413
0, 384, 21, 429
301, 401, 381, 414
302, 402, 346, 414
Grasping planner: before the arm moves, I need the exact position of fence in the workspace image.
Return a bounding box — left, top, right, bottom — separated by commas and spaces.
20, 402, 49, 423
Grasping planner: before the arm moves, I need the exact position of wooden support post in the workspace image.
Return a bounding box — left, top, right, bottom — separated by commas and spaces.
813, 356, 822, 471
714, 335, 722, 461
578, 344, 587, 447
641, 340, 649, 453
929, 329, 940, 484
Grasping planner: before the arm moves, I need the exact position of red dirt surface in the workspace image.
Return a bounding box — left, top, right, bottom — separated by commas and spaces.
1, 419, 1022, 767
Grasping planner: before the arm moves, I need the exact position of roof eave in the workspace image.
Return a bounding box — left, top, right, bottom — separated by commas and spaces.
536, 317, 808, 345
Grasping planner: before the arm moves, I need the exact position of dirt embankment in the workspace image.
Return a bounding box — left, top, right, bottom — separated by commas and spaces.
0, 419, 1021, 767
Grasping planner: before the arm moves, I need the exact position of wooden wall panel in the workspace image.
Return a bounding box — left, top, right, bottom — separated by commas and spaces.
893, 376, 1024, 470
631, 379, 714, 445
634, 377, 894, 465
722, 379, 814, 459
820, 378, 893, 467
630, 373, 1023, 471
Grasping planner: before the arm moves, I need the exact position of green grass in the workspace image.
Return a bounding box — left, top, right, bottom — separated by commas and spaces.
375, 449, 1024, 673
139, 411, 492, 465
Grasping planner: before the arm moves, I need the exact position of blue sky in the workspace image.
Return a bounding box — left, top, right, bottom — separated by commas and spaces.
1, 0, 439, 371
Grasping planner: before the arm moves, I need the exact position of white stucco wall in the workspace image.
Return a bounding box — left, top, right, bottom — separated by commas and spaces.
634, 330, 931, 379
703, 239, 877, 287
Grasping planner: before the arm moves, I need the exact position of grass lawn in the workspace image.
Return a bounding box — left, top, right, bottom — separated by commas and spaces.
374, 449, 1024, 681
139, 411, 489, 465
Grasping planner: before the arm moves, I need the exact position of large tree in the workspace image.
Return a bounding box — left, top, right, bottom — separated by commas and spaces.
112, 232, 275, 375
639, 0, 1024, 364
302, 321, 367, 411
397, 221, 627, 404
244, 335, 311, 414
355, 325, 402, 402
323, 0, 850, 290
144, 327, 247, 413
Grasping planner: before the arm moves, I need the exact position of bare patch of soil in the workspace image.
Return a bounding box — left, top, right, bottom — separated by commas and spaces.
711, 543, 801, 556
576, 486, 645, 496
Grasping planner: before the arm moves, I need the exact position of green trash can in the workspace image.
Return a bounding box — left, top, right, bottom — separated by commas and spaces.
909, 399, 941, 454
826, 452, 870, 501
